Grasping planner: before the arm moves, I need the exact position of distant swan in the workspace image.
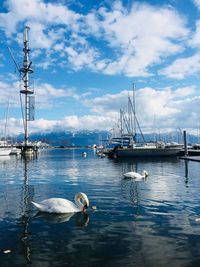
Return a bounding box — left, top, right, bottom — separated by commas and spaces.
31, 192, 89, 214
123, 170, 148, 179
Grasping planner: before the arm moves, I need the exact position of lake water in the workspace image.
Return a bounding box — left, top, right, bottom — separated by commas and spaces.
1, 148, 200, 267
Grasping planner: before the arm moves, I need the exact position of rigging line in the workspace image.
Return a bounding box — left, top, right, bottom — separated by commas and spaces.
121, 110, 132, 136
7, 46, 22, 79
132, 83, 137, 138
4, 99, 10, 141
128, 96, 146, 143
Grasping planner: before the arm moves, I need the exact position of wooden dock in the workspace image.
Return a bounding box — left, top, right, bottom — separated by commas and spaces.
180, 156, 200, 162
178, 149, 200, 156
179, 131, 200, 162
179, 150, 200, 162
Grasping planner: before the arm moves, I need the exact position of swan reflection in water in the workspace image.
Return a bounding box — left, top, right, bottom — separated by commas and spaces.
34, 211, 89, 226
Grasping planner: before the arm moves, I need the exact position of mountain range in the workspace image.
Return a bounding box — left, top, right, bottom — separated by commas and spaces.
11, 130, 200, 147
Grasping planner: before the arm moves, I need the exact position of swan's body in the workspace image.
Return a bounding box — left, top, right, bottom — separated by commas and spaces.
123, 170, 148, 179
32, 192, 89, 214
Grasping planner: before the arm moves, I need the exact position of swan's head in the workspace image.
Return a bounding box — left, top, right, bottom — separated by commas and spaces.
75, 192, 89, 213
143, 170, 148, 177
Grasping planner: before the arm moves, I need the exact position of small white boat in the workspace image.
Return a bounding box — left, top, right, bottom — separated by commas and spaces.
0, 147, 11, 156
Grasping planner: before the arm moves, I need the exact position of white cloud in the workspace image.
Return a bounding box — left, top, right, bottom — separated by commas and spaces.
82, 86, 199, 133
188, 20, 200, 48
62, 115, 113, 131
158, 7, 200, 80
34, 83, 83, 109
0, 80, 20, 106
30, 117, 58, 131
193, 0, 200, 9
65, 46, 100, 71
1, 85, 199, 135
4, 117, 24, 136
0, 0, 189, 76
88, 2, 188, 76
136, 87, 179, 119
83, 90, 129, 114
2, 114, 114, 136
19, 22, 52, 49
0, 0, 80, 35
0, 79, 81, 111
174, 86, 196, 97
159, 54, 200, 79
36, 83, 67, 98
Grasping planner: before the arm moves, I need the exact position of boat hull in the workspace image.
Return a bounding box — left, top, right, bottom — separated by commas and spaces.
116, 147, 181, 158
0, 148, 11, 156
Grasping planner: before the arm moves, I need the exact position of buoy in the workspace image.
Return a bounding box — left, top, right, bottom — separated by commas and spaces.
4, 250, 11, 254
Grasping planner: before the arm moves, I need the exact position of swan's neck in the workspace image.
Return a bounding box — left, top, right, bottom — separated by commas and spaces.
75, 194, 84, 211
142, 171, 148, 178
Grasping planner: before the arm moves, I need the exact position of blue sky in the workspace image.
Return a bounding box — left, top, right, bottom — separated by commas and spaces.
0, 0, 200, 137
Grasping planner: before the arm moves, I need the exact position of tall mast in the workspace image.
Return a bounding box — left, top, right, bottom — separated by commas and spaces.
132, 82, 137, 141
19, 26, 34, 147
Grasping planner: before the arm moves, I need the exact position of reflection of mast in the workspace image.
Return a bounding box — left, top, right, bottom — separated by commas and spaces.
184, 159, 188, 186
20, 156, 34, 266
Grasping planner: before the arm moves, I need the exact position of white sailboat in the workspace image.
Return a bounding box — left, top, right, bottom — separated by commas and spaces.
0, 148, 11, 156
0, 101, 12, 156
0, 141, 11, 156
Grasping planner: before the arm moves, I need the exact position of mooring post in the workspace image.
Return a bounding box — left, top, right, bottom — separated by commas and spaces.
183, 130, 188, 157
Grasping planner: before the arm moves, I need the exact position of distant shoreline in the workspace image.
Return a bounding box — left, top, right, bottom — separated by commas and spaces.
50, 145, 95, 149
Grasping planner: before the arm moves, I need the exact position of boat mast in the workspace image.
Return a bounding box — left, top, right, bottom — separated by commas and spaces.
19, 26, 34, 147
132, 82, 137, 142
120, 109, 123, 147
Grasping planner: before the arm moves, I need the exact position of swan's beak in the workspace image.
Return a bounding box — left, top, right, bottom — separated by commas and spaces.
83, 204, 88, 214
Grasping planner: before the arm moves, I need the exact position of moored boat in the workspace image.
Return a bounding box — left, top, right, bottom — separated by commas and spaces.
109, 141, 183, 158
114, 145, 181, 158
0, 147, 12, 156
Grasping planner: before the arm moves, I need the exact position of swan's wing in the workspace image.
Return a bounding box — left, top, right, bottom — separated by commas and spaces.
32, 201, 44, 211
133, 173, 143, 179
124, 172, 141, 178
32, 198, 80, 213
124, 172, 133, 178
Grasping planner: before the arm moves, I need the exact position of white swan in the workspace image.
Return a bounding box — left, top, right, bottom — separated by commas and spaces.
123, 170, 148, 179
31, 192, 89, 214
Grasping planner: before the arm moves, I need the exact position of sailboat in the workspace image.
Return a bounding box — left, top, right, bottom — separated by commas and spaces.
0, 101, 12, 156
109, 85, 182, 158
0, 141, 11, 156
0, 148, 11, 156
114, 142, 182, 158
